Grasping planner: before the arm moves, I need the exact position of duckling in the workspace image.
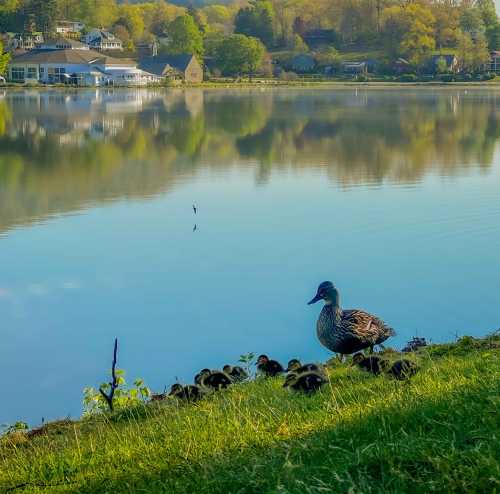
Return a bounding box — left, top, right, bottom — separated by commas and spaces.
194, 368, 211, 385
168, 383, 204, 402
222, 365, 248, 382
283, 371, 327, 394
351, 353, 384, 375
150, 392, 168, 402
199, 370, 233, 390
308, 281, 395, 357
256, 354, 285, 377
384, 359, 418, 380
286, 359, 322, 374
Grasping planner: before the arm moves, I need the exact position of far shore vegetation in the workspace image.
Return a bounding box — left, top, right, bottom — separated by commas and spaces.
1, 0, 500, 83
1, 332, 499, 493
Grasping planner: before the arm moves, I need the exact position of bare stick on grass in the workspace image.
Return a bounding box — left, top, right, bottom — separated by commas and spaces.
99, 338, 118, 412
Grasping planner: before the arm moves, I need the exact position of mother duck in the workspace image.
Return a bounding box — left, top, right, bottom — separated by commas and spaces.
308, 281, 395, 356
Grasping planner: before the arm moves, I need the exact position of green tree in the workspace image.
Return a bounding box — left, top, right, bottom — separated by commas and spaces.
460, 8, 485, 38
187, 5, 207, 34
235, 0, 275, 48
26, 0, 57, 34
400, 4, 436, 69
0, 39, 10, 76
291, 33, 307, 52
382, 4, 435, 68
168, 14, 204, 59
215, 34, 266, 77
471, 34, 491, 72
485, 21, 500, 50
114, 5, 145, 42
435, 56, 449, 74
456, 31, 475, 72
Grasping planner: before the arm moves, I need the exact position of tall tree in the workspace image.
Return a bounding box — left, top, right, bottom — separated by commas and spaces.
400, 4, 436, 69
215, 34, 265, 77
235, 0, 275, 48
168, 14, 204, 58
0, 38, 10, 75
25, 0, 57, 34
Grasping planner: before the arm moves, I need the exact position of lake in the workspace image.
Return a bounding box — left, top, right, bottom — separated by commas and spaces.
1, 87, 499, 425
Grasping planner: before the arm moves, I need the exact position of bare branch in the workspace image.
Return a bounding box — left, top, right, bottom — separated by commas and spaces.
99, 338, 119, 412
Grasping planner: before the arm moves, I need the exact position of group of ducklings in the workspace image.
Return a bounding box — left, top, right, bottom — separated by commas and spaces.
151, 364, 249, 403
256, 354, 329, 394
153, 351, 418, 403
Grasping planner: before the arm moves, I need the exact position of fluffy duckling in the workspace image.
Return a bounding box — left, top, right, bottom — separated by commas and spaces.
256, 354, 285, 377
222, 365, 248, 382
150, 392, 168, 402
194, 368, 211, 385
384, 359, 418, 380
351, 353, 384, 375
286, 359, 323, 374
168, 383, 204, 402
199, 370, 233, 390
283, 371, 327, 394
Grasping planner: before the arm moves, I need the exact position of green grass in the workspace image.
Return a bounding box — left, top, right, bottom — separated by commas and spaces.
1, 335, 499, 493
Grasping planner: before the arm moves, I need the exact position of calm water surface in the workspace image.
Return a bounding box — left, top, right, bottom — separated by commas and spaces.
1, 88, 499, 425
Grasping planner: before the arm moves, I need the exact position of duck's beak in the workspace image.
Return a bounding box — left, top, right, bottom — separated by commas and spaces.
307, 293, 322, 305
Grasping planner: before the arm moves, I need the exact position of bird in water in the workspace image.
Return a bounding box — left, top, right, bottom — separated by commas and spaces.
384, 359, 418, 380
283, 370, 327, 394
351, 353, 384, 375
308, 281, 395, 358
222, 365, 248, 382
256, 354, 285, 377
168, 383, 204, 402
193, 204, 197, 214
286, 359, 323, 374
193, 224, 197, 232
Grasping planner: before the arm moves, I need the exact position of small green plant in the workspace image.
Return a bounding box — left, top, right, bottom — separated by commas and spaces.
0, 421, 29, 436
238, 352, 256, 376
83, 372, 151, 415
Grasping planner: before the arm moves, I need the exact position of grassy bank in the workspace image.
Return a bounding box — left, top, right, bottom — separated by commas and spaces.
1, 335, 499, 493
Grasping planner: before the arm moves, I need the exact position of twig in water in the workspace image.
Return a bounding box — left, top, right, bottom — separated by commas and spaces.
99, 338, 119, 412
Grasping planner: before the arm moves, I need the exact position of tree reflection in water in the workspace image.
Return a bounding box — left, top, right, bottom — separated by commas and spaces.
0, 88, 499, 233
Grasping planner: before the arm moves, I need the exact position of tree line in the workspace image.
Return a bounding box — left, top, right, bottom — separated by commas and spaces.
0, 0, 499, 76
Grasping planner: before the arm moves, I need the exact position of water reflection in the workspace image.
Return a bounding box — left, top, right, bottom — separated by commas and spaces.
1, 88, 499, 234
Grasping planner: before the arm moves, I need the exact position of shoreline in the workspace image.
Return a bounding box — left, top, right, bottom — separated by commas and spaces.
3, 80, 500, 91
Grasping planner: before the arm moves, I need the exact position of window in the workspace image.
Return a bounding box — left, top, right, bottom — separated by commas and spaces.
39, 67, 45, 76
27, 67, 37, 79
54, 67, 66, 75
11, 67, 25, 81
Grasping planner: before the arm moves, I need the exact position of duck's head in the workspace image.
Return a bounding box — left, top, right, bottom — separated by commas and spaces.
194, 368, 211, 384
287, 359, 301, 372
169, 383, 183, 395
307, 281, 339, 306
283, 372, 298, 388
257, 354, 269, 366
222, 365, 232, 374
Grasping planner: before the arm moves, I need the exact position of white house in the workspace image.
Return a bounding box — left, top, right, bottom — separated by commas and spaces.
7, 32, 44, 51
8, 48, 160, 86
55, 21, 85, 37
83, 30, 123, 51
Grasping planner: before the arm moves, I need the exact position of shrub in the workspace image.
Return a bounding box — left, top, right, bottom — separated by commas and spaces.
279, 70, 298, 81
398, 73, 418, 82
440, 74, 454, 82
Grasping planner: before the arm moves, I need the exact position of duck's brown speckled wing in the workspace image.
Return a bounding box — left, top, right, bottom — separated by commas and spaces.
341, 310, 395, 344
